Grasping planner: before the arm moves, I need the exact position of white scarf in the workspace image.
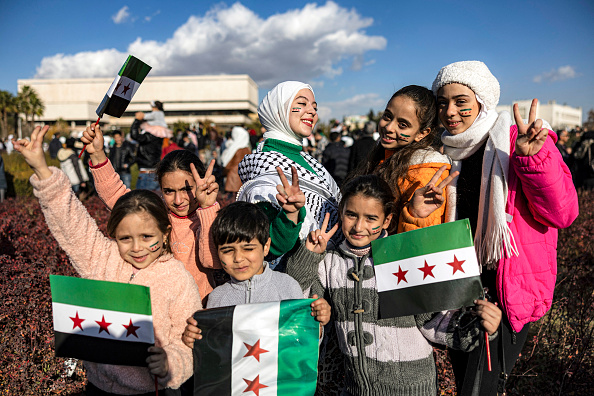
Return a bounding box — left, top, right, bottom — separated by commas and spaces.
258, 81, 314, 146
221, 126, 250, 167
442, 109, 519, 269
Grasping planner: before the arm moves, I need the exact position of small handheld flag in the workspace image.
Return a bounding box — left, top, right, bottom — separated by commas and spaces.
96, 55, 152, 118
372, 219, 483, 318
50, 275, 154, 366
192, 299, 319, 396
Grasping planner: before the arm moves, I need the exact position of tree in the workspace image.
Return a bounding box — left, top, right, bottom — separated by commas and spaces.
17, 85, 44, 136
0, 90, 16, 140
584, 109, 594, 131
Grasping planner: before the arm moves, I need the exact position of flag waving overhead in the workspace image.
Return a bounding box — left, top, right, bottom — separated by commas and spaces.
192, 299, 319, 396
50, 275, 154, 366
96, 55, 152, 118
372, 219, 483, 319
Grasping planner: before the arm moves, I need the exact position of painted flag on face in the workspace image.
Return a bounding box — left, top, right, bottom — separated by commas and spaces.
192, 299, 319, 396
96, 55, 152, 118
372, 219, 483, 319
50, 275, 154, 366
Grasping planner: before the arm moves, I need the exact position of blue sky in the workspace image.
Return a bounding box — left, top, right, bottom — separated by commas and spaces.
1, 0, 592, 122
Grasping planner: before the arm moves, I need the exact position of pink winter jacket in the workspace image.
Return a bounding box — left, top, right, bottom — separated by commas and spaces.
31, 168, 202, 394
502, 127, 578, 332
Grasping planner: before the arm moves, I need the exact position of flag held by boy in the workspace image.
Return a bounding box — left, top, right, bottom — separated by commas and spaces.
50, 275, 154, 366
96, 55, 152, 118
372, 219, 483, 318
192, 299, 319, 396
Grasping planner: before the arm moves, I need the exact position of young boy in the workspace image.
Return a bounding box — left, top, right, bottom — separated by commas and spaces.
182, 201, 330, 347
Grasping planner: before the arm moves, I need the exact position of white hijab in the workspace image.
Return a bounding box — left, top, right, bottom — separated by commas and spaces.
221, 126, 250, 167
258, 81, 314, 147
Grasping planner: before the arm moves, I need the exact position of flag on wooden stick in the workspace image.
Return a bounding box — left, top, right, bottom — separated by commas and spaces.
50, 275, 154, 366
96, 55, 151, 118
372, 219, 483, 319
192, 299, 319, 396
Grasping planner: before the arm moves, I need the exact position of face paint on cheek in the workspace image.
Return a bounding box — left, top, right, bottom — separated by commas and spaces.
371, 225, 382, 234
460, 109, 472, 117
149, 241, 161, 252
291, 108, 301, 112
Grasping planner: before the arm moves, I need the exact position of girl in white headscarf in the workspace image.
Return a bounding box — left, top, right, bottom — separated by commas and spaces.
238, 81, 341, 262
221, 126, 251, 195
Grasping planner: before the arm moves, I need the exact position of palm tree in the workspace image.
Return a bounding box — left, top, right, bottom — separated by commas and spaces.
0, 90, 15, 140
17, 85, 44, 136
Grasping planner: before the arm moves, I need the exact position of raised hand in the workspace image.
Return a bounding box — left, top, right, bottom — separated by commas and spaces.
13, 125, 52, 180
305, 213, 339, 254
81, 124, 107, 165
275, 166, 305, 215
191, 159, 219, 208
407, 165, 459, 219
514, 99, 548, 157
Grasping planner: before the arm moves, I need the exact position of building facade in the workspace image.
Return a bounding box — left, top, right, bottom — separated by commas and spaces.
496, 100, 582, 130
17, 74, 259, 130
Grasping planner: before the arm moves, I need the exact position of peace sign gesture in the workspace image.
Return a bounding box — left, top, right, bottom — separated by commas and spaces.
514, 98, 548, 157
305, 213, 339, 254
13, 125, 52, 180
275, 166, 305, 215
191, 159, 219, 208
407, 165, 459, 219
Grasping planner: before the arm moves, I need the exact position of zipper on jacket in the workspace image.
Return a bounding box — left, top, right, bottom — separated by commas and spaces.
353, 255, 372, 395
247, 278, 252, 304
129, 273, 135, 283
511, 331, 517, 345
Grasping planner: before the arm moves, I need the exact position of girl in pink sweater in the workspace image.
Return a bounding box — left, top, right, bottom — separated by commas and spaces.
14, 126, 202, 395
81, 124, 221, 305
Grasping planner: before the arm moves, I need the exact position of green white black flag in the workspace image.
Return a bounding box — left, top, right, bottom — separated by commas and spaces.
96, 55, 151, 118
372, 219, 483, 318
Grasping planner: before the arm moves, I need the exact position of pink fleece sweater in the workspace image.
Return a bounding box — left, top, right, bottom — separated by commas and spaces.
90, 160, 221, 304
31, 168, 202, 394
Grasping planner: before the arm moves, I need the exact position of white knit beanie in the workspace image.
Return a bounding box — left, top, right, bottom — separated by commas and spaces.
432, 61, 500, 110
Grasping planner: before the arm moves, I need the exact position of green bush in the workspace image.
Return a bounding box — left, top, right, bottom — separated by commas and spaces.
2, 152, 61, 197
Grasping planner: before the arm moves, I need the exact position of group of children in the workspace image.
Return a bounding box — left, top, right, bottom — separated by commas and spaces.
13, 60, 578, 396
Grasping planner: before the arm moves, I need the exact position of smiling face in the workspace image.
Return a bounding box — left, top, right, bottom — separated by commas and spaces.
160, 170, 199, 216
288, 88, 318, 138
437, 83, 481, 135
114, 212, 169, 270
341, 194, 392, 247
217, 238, 271, 282
378, 96, 430, 150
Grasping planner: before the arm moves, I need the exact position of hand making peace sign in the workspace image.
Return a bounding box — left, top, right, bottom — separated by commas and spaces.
306, 212, 339, 254
13, 125, 52, 181
275, 166, 305, 215
407, 165, 459, 219
514, 98, 548, 157
191, 159, 219, 208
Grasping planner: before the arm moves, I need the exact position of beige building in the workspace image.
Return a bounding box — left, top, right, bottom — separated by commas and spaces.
496, 100, 582, 130
17, 74, 259, 130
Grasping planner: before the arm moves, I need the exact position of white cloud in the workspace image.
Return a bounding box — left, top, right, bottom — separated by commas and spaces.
145, 10, 161, 23
318, 92, 385, 121
533, 65, 577, 83
35, 2, 386, 88
112, 6, 130, 24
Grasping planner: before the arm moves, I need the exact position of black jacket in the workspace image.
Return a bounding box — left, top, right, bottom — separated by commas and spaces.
349, 136, 377, 173
109, 141, 136, 174
130, 119, 163, 169
322, 141, 351, 186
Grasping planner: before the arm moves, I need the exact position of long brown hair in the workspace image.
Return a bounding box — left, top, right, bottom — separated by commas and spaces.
348, 85, 440, 217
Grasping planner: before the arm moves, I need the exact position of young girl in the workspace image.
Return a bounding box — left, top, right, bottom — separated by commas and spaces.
14, 126, 202, 395
237, 81, 342, 262
352, 85, 453, 233
431, 60, 579, 395
286, 174, 501, 396
81, 125, 220, 304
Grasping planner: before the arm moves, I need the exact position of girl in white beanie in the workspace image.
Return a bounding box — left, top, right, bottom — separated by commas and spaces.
431, 60, 578, 395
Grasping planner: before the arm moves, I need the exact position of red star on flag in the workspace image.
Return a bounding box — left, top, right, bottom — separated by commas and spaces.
243, 339, 269, 362
70, 311, 85, 330
393, 266, 409, 284
96, 315, 112, 335
123, 319, 140, 338
243, 375, 268, 396
447, 255, 466, 275
418, 261, 436, 280
115, 81, 122, 92
122, 83, 131, 95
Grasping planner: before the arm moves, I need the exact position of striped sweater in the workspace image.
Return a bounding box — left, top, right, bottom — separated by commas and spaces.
287, 240, 486, 396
